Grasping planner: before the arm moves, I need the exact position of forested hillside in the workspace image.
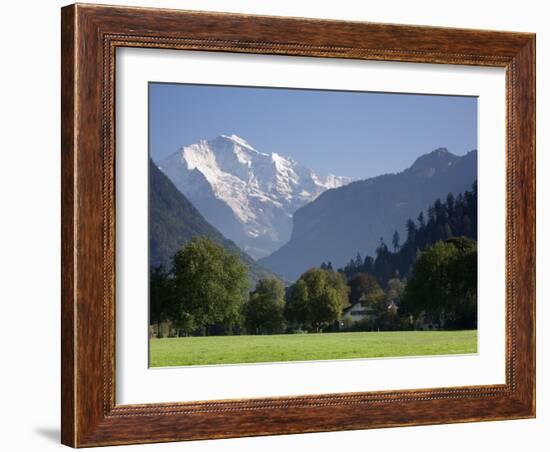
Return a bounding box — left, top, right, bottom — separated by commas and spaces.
260, 148, 477, 280
336, 181, 478, 285
149, 159, 274, 283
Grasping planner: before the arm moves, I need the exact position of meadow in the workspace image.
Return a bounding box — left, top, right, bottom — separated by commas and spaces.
149, 330, 477, 367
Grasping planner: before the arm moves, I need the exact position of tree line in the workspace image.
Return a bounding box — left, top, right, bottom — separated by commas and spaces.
151, 237, 476, 336
151, 183, 478, 337
320, 183, 478, 330
332, 181, 477, 285
150, 237, 351, 337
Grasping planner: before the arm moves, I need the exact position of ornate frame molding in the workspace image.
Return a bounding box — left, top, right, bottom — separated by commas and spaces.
61, 4, 535, 447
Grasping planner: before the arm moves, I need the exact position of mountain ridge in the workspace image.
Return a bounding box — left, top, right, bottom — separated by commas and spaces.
149, 159, 275, 284
259, 148, 477, 280
157, 134, 351, 259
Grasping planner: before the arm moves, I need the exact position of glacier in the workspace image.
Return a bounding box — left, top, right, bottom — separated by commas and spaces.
157, 134, 351, 259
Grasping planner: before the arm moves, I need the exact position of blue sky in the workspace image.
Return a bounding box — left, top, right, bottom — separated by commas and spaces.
149, 83, 477, 179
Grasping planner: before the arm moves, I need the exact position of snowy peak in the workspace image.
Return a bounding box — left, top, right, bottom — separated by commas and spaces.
158, 135, 351, 259
219, 134, 257, 151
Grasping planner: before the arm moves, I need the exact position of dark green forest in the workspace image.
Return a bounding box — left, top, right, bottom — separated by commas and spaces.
334, 181, 477, 283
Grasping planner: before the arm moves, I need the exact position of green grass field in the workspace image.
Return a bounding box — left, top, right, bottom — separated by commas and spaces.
149, 330, 477, 367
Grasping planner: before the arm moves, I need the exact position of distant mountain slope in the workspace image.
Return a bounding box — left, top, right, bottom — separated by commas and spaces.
259, 148, 477, 281
149, 159, 275, 284
158, 134, 351, 259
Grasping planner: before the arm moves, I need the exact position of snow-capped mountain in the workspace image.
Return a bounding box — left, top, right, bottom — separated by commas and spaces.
157, 134, 351, 259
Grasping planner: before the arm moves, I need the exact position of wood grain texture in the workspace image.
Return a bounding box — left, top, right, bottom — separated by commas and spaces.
60, 5, 76, 446
60, 3, 536, 447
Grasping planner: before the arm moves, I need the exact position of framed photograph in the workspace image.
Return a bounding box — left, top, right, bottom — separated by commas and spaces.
61, 3, 535, 447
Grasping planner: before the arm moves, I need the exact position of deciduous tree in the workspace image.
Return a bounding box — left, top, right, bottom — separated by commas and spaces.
171, 237, 249, 334
401, 237, 477, 328
348, 272, 381, 305
286, 268, 348, 332
243, 278, 286, 334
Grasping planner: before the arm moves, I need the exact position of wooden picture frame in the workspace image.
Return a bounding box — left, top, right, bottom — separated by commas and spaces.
61, 3, 535, 447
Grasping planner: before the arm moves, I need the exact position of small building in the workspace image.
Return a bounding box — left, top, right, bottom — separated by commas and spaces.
342, 297, 377, 324
342, 295, 400, 328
